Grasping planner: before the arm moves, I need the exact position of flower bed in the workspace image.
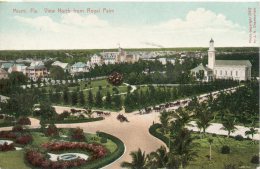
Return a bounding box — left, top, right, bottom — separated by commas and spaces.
26, 141, 107, 169
0, 130, 33, 145
42, 142, 107, 160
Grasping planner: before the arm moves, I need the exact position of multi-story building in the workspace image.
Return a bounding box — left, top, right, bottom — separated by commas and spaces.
26, 65, 48, 81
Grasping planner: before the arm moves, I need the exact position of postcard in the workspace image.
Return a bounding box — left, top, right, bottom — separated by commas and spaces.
0, 1, 259, 169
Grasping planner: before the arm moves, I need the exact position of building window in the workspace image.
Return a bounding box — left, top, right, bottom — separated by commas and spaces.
236, 71, 238, 76
225, 71, 227, 75
231, 71, 232, 76
215, 70, 217, 75
220, 70, 222, 75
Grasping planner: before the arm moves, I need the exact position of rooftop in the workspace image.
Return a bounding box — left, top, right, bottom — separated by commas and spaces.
215, 60, 252, 67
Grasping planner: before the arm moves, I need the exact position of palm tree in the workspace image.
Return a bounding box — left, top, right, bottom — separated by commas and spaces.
121, 148, 147, 169
147, 146, 180, 169
148, 146, 168, 168
160, 111, 170, 134
173, 107, 193, 128
245, 127, 258, 141
208, 138, 214, 160
172, 128, 197, 168
221, 116, 237, 138
195, 103, 213, 136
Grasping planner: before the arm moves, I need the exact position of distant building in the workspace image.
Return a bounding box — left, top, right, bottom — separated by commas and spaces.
30, 61, 44, 67
0, 68, 9, 79
26, 65, 48, 81
191, 63, 213, 82
71, 62, 89, 75
8, 64, 27, 75
1, 63, 14, 71
52, 61, 70, 72
191, 38, 252, 81
90, 54, 103, 66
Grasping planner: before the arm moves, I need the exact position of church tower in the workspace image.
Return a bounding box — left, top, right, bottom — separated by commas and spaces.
208, 38, 215, 69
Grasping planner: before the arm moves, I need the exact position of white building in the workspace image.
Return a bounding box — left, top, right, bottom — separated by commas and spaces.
8, 64, 27, 75
90, 54, 103, 66
70, 62, 89, 75
52, 61, 70, 72
191, 38, 252, 81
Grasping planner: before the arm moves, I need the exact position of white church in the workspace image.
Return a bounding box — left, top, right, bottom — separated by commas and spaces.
191, 38, 252, 82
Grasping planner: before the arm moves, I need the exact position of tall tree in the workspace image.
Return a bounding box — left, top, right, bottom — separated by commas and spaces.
78, 91, 85, 106
95, 90, 103, 107
88, 90, 94, 106
221, 115, 237, 138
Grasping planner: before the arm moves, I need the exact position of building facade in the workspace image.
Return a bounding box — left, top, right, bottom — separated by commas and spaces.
191, 39, 252, 81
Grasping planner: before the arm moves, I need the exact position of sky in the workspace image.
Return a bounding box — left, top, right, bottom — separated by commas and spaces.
0, 2, 259, 50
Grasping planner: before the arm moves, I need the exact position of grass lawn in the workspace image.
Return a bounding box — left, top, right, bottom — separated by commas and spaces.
0, 150, 30, 169
187, 134, 259, 169
154, 127, 259, 169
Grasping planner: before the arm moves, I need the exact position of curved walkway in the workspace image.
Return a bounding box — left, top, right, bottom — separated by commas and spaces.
0, 85, 259, 169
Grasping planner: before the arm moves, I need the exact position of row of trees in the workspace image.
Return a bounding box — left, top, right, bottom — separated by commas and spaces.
124, 79, 239, 112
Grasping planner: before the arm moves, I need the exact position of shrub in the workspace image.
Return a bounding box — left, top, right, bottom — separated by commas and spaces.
17, 117, 31, 125
0, 114, 4, 119
224, 163, 237, 169
57, 111, 70, 121
70, 127, 85, 141
234, 135, 244, 141
0, 131, 17, 139
212, 133, 217, 137
100, 137, 107, 143
221, 145, 230, 154
251, 155, 259, 164
12, 125, 24, 132
15, 135, 33, 145
46, 124, 59, 137
0, 143, 15, 151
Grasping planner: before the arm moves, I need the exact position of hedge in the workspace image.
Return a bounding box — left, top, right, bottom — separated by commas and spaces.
149, 123, 171, 148
82, 131, 125, 169
54, 117, 104, 124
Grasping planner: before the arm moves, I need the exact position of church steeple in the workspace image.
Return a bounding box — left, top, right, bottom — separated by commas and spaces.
208, 38, 215, 69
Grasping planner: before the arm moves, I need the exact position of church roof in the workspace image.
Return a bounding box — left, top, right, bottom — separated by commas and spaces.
191, 63, 212, 72
215, 60, 252, 67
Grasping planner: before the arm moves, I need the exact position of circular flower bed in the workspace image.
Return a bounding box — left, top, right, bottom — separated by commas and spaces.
26, 142, 107, 169
107, 72, 123, 86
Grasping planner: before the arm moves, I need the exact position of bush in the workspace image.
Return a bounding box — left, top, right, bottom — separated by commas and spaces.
0, 143, 15, 151
212, 133, 217, 137
15, 135, 33, 145
100, 137, 107, 143
221, 145, 230, 154
12, 125, 23, 132
46, 124, 59, 137
17, 117, 31, 125
234, 135, 244, 141
251, 155, 259, 164
0, 114, 4, 119
70, 127, 85, 141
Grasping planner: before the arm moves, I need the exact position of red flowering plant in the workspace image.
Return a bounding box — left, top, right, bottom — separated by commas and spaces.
0, 142, 15, 151
15, 135, 33, 145
107, 72, 124, 86
17, 117, 31, 125
70, 127, 85, 141
45, 124, 59, 137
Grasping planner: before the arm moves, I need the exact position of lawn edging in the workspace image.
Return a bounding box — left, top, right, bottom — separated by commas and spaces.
149, 123, 170, 147
83, 131, 125, 169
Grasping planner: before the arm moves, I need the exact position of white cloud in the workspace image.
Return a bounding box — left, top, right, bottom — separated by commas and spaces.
2, 8, 258, 50
61, 13, 109, 27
